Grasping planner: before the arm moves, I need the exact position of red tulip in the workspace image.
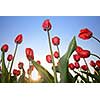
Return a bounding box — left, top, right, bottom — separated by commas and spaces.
78, 50, 90, 58
68, 63, 75, 70
76, 46, 83, 53
52, 36, 60, 46
15, 34, 23, 44
18, 62, 24, 69
42, 19, 52, 31
96, 60, 100, 67
81, 65, 88, 71
1, 44, 9, 52
73, 54, 80, 62
16, 70, 20, 76
25, 48, 34, 61
7, 54, 13, 61
37, 60, 41, 65
74, 62, 80, 69
78, 28, 93, 40
46, 55, 52, 63
54, 51, 59, 59
13, 69, 20, 76
90, 60, 96, 67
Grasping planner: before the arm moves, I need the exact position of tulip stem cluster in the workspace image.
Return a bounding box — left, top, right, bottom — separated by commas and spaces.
47, 30, 58, 83
9, 44, 18, 74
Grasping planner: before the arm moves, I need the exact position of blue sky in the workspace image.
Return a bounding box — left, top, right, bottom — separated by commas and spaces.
0, 16, 100, 75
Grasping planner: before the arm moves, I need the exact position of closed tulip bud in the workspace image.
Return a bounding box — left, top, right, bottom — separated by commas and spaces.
15, 34, 23, 44
52, 36, 60, 46
54, 51, 59, 59
25, 48, 34, 61
42, 19, 52, 31
1, 44, 9, 52
18, 62, 24, 69
81, 65, 88, 71
46, 55, 52, 63
37, 60, 41, 65
90, 60, 96, 67
74, 62, 80, 69
96, 60, 100, 68
7, 54, 13, 61
68, 63, 75, 70
73, 54, 80, 62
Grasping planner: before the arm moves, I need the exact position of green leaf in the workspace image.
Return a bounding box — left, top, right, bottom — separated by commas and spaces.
1, 52, 8, 82
58, 36, 77, 83
31, 60, 54, 83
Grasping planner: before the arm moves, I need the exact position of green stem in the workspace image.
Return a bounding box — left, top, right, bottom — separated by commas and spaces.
9, 44, 18, 73
0, 59, 1, 64
57, 45, 61, 59
7, 61, 10, 69
83, 58, 90, 82
92, 36, 100, 44
47, 30, 58, 83
91, 53, 100, 59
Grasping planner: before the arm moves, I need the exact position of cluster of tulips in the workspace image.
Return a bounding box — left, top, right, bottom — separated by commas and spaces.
0, 19, 100, 83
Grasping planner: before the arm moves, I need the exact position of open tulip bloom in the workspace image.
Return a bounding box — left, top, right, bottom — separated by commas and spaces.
0, 17, 100, 83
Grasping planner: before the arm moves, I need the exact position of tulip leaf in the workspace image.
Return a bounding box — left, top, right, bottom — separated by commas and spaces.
58, 36, 77, 82
1, 52, 8, 82
32, 60, 54, 83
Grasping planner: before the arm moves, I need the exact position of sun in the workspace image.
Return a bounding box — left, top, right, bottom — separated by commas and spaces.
31, 68, 41, 80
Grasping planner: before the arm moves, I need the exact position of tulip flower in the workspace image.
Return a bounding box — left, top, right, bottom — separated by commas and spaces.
18, 62, 24, 69
7, 54, 13, 61
81, 65, 88, 71
73, 54, 80, 62
52, 36, 60, 46
78, 28, 93, 40
74, 62, 80, 69
90, 60, 96, 67
54, 51, 59, 59
1, 44, 9, 52
68, 63, 75, 70
96, 60, 100, 67
13, 69, 20, 76
78, 28, 100, 43
36, 60, 41, 65
42, 19, 52, 31
46, 55, 52, 63
78, 50, 90, 58
15, 34, 23, 44
25, 48, 34, 61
